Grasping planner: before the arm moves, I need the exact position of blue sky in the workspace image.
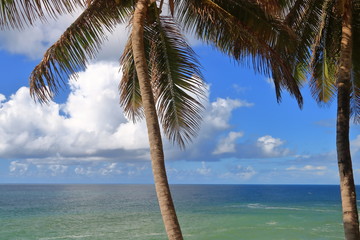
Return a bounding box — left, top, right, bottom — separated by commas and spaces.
0, 11, 359, 184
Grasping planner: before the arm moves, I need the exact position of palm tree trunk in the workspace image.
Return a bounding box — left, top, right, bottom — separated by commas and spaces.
131, 0, 183, 239
337, 1, 360, 239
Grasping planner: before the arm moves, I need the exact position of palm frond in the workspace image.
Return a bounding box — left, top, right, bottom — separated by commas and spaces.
30, 0, 134, 103
119, 9, 158, 123
0, 0, 86, 30
176, 0, 296, 48
119, 35, 144, 122
148, 14, 205, 148
309, 0, 339, 104
283, 0, 326, 85
174, 0, 303, 106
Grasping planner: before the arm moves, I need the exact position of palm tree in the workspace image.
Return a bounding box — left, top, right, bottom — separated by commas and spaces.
283, 0, 360, 238
0, 0, 303, 239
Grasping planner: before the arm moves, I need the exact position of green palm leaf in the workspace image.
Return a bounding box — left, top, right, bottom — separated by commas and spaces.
283, 0, 323, 76
29, 0, 134, 103
0, 0, 86, 29
309, 0, 339, 104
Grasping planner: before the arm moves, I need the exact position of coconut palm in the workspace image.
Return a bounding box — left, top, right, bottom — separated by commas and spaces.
0, 0, 303, 239
283, 0, 360, 239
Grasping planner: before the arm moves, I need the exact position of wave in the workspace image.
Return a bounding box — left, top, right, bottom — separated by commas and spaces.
245, 203, 336, 213
265, 221, 278, 225
246, 203, 303, 211
39, 234, 94, 240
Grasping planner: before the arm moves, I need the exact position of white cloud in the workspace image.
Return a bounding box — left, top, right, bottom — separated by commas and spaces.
351, 135, 360, 153
257, 135, 289, 157
220, 165, 256, 180
265, 77, 275, 88
0, 62, 150, 165
98, 163, 122, 176
74, 166, 94, 176
74, 162, 147, 177
0, 61, 249, 168
205, 98, 253, 130
95, 24, 130, 61
213, 131, 244, 155
9, 161, 29, 175
0, 7, 130, 62
48, 164, 68, 175
36, 164, 69, 176
286, 165, 327, 171
196, 161, 211, 176
0, 12, 80, 59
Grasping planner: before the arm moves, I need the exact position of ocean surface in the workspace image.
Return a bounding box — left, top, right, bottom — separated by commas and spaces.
0, 184, 356, 240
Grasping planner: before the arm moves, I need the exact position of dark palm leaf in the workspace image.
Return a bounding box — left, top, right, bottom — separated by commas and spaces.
120, 8, 205, 148
0, 0, 86, 29
149, 15, 205, 148
176, 0, 296, 49
29, 0, 134, 103
174, 0, 303, 106
119, 10, 158, 123
120, 32, 145, 123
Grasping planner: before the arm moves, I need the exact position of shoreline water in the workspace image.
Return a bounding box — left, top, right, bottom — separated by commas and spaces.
0, 184, 352, 239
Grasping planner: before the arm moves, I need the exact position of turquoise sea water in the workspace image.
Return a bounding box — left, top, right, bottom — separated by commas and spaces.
0, 184, 355, 240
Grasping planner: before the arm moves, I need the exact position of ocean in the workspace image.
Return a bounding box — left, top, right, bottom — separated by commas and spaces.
0, 184, 354, 240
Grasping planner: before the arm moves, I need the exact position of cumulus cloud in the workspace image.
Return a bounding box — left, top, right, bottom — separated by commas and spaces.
196, 161, 212, 176
0, 61, 251, 172
0, 12, 80, 59
213, 131, 244, 155
0, 62, 150, 165
209, 134, 291, 160
206, 98, 253, 130
257, 135, 290, 157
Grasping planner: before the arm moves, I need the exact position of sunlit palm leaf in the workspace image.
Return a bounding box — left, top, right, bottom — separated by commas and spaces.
281, 0, 325, 87
0, 0, 86, 29
148, 14, 205, 148
30, 0, 134, 103
309, 1, 338, 104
